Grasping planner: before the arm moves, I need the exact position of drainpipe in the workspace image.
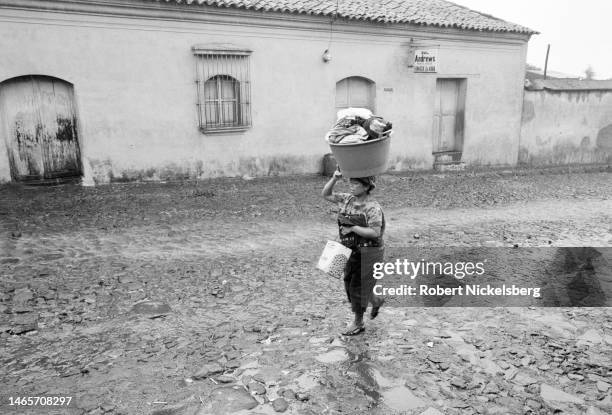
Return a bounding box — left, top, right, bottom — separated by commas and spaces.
543, 44, 550, 80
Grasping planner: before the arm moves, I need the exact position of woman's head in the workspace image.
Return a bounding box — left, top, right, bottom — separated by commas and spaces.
349, 176, 376, 196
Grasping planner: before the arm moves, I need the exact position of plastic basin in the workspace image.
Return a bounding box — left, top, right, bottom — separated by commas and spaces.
328, 136, 391, 178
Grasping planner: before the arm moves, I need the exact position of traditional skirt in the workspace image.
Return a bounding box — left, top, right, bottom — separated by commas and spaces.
344, 245, 385, 313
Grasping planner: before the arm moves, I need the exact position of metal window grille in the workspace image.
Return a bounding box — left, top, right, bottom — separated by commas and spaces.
194, 48, 252, 133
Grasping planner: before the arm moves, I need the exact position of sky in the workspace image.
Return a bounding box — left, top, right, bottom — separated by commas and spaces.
449, 0, 612, 79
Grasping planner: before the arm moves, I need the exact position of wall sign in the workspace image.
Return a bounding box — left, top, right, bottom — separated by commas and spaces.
414, 49, 438, 73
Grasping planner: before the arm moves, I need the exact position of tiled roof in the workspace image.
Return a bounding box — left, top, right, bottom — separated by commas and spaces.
151, 0, 537, 34
527, 78, 612, 91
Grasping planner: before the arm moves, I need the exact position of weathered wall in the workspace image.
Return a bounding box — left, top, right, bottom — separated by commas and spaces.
520, 90, 612, 165
0, 1, 529, 183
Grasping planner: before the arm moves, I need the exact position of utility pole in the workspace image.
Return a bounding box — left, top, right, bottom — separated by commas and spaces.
544, 44, 550, 79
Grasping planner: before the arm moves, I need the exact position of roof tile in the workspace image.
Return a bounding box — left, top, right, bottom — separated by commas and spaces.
150, 0, 537, 34
528, 79, 612, 91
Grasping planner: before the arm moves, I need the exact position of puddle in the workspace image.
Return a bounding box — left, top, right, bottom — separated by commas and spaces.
308, 336, 330, 345
130, 300, 171, 317
232, 404, 279, 415
239, 368, 260, 378
381, 386, 427, 411
315, 348, 348, 363
330, 337, 344, 347
438, 329, 464, 341
203, 386, 258, 414
346, 346, 430, 411
447, 340, 479, 364
533, 313, 578, 335
352, 360, 381, 403
371, 369, 395, 388
294, 373, 318, 390
238, 360, 260, 370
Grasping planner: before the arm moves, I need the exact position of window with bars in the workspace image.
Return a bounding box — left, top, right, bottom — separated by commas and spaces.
193, 46, 252, 133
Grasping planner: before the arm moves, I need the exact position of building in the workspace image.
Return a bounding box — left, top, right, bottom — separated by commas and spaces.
0, 0, 536, 184
525, 68, 580, 82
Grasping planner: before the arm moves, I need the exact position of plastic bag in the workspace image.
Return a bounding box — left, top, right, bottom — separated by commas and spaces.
336, 107, 373, 121
363, 117, 393, 140
316, 241, 353, 279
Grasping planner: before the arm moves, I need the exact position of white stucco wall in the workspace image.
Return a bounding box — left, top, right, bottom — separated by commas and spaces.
0, 1, 530, 183
520, 89, 612, 165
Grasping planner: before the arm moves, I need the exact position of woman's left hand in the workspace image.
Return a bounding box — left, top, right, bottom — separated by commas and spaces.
340, 226, 354, 235
349, 225, 379, 239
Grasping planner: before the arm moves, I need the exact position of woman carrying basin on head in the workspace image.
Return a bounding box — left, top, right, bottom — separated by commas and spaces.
322, 168, 385, 336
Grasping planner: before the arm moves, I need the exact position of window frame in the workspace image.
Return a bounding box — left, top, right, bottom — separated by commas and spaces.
193, 45, 252, 134
203, 74, 241, 128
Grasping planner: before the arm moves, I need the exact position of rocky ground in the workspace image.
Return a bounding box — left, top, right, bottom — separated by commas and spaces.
0, 166, 611, 415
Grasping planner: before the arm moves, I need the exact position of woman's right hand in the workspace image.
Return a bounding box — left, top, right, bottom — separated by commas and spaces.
322, 168, 342, 201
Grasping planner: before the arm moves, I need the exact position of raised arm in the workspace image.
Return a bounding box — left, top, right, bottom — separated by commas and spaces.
321, 169, 343, 203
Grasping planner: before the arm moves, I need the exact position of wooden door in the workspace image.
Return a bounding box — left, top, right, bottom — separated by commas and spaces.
0, 76, 82, 182
432, 79, 466, 153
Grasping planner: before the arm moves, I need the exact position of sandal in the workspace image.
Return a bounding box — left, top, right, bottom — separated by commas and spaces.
342, 324, 365, 336
370, 298, 385, 320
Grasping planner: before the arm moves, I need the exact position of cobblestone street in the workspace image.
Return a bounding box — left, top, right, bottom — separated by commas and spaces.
1, 168, 611, 415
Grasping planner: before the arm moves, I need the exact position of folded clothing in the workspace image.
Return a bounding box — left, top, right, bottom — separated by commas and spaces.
337, 134, 366, 144
325, 125, 368, 144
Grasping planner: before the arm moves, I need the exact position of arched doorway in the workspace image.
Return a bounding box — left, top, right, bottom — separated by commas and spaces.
0, 75, 82, 183
335, 76, 376, 113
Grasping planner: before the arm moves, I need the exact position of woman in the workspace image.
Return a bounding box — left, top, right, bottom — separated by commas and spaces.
322, 169, 385, 335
